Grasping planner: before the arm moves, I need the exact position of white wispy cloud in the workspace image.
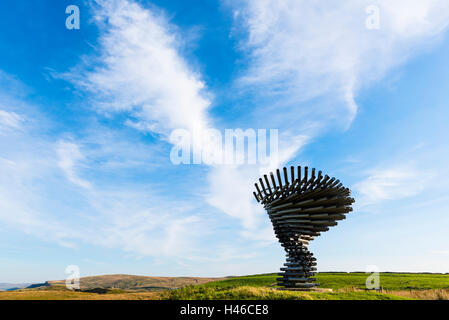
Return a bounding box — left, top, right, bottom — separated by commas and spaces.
2, 0, 449, 276
235, 0, 449, 124
84, 189, 208, 257
0, 151, 84, 248
217, 0, 449, 228
207, 166, 263, 230
59, 0, 284, 233
0, 121, 211, 258
57, 141, 92, 190
0, 110, 23, 131
204, 0, 449, 231
353, 165, 430, 206
66, 0, 212, 137
32, 0, 449, 256
0, 67, 211, 258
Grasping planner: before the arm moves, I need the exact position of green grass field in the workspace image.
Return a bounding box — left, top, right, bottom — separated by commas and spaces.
200, 272, 449, 290
1, 272, 448, 300
164, 272, 449, 300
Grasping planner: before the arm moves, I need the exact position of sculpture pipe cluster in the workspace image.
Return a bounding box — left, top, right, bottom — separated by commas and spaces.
253, 166, 355, 289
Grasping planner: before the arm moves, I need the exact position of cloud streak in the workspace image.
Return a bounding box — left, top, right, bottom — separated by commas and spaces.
61, 0, 285, 232
0, 110, 23, 131
57, 141, 92, 190
235, 0, 449, 125
67, 0, 212, 137
353, 165, 428, 206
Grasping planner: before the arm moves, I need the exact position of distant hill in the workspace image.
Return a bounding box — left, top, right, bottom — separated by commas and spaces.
26, 282, 51, 289
0, 283, 31, 291
44, 274, 224, 291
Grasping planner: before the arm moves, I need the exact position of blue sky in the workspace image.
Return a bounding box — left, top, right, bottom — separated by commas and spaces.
1, 0, 449, 283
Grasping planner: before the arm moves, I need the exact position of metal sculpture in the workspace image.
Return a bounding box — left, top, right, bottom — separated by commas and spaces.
253, 166, 355, 289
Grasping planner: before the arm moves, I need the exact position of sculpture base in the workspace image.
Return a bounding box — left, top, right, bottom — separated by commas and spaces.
276, 278, 318, 288
277, 238, 318, 289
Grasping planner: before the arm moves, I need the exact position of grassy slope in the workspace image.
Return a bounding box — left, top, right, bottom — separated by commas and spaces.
0, 285, 161, 300
166, 272, 449, 300
199, 272, 449, 290
1, 272, 448, 300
